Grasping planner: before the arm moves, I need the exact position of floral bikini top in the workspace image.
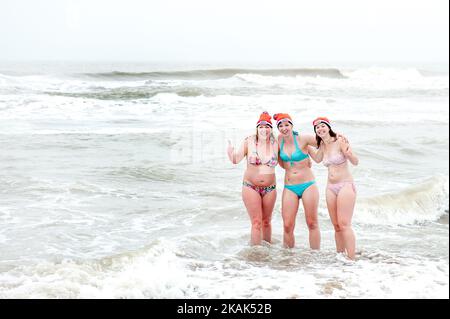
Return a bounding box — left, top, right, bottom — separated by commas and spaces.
248, 136, 278, 168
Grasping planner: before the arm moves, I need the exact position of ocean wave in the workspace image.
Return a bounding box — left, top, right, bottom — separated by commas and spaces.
80, 68, 346, 80
79, 67, 448, 84
354, 176, 449, 225
45, 87, 204, 100
2, 66, 447, 101
0, 239, 193, 298
1, 236, 448, 298
2, 66, 448, 83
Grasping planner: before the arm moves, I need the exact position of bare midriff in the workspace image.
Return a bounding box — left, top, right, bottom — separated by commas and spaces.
243, 165, 276, 186
284, 159, 315, 185
327, 162, 353, 184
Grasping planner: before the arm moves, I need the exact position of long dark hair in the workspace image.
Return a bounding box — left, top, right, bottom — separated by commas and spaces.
315, 123, 337, 148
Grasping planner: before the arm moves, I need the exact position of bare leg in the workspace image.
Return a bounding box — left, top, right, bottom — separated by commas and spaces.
337, 184, 356, 259
242, 186, 263, 245
301, 184, 320, 250
261, 190, 277, 243
281, 188, 300, 248
326, 188, 345, 253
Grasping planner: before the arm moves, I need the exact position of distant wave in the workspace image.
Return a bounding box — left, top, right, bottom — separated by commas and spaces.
2, 67, 448, 84
354, 176, 449, 225
45, 87, 204, 100
81, 68, 346, 80
2, 66, 447, 102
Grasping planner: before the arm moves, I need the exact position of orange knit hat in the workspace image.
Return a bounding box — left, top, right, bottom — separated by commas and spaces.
257, 111, 273, 128
273, 113, 293, 127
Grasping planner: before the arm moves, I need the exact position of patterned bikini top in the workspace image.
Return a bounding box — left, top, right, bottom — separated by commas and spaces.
248, 136, 278, 168
323, 151, 346, 167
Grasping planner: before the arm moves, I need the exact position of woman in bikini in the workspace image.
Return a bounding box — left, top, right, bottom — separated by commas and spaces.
227, 112, 278, 245
308, 117, 359, 260
273, 113, 321, 249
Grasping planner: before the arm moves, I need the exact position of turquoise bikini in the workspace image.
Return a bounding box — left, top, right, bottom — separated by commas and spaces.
280, 132, 316, 198
280, 131, 309, 166
284, 181, 316, 198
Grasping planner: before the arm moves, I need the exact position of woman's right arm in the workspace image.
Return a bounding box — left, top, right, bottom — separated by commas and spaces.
308, 144, 324, 163
227, 138, 248, 164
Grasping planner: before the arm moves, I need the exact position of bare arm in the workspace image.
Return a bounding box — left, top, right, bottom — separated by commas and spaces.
304, 133, 318, 148
308, 144, 324, 163
227, 138, 248, 164
277, 135, 287, 169
339, 139, 359, 166
298, 134, 314, 168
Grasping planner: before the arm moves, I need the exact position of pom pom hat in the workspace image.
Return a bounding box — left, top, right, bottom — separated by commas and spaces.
312, 117, 331, 127
256, 111, 273, 128
273, 113, 293, 127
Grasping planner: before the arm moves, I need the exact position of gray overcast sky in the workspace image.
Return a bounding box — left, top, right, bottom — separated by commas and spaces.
0, 0, 448, 63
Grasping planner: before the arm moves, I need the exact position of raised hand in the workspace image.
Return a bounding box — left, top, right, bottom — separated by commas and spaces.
343, 142, 353, 157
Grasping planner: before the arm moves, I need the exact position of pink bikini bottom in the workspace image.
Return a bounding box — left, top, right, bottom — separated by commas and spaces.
327, 181, 356, 196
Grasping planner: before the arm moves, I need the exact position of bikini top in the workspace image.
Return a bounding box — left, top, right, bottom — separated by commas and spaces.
323, 151, 346, 167
248, 136, 278, 168
280, 131, 309, 166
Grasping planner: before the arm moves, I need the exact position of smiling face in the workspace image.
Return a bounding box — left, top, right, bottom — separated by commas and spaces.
257, 124, 272, 139
277, 121, 293, 136
314, 122, 330, 138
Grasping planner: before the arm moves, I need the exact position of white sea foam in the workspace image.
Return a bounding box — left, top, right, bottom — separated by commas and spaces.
0, 240, 448, 298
